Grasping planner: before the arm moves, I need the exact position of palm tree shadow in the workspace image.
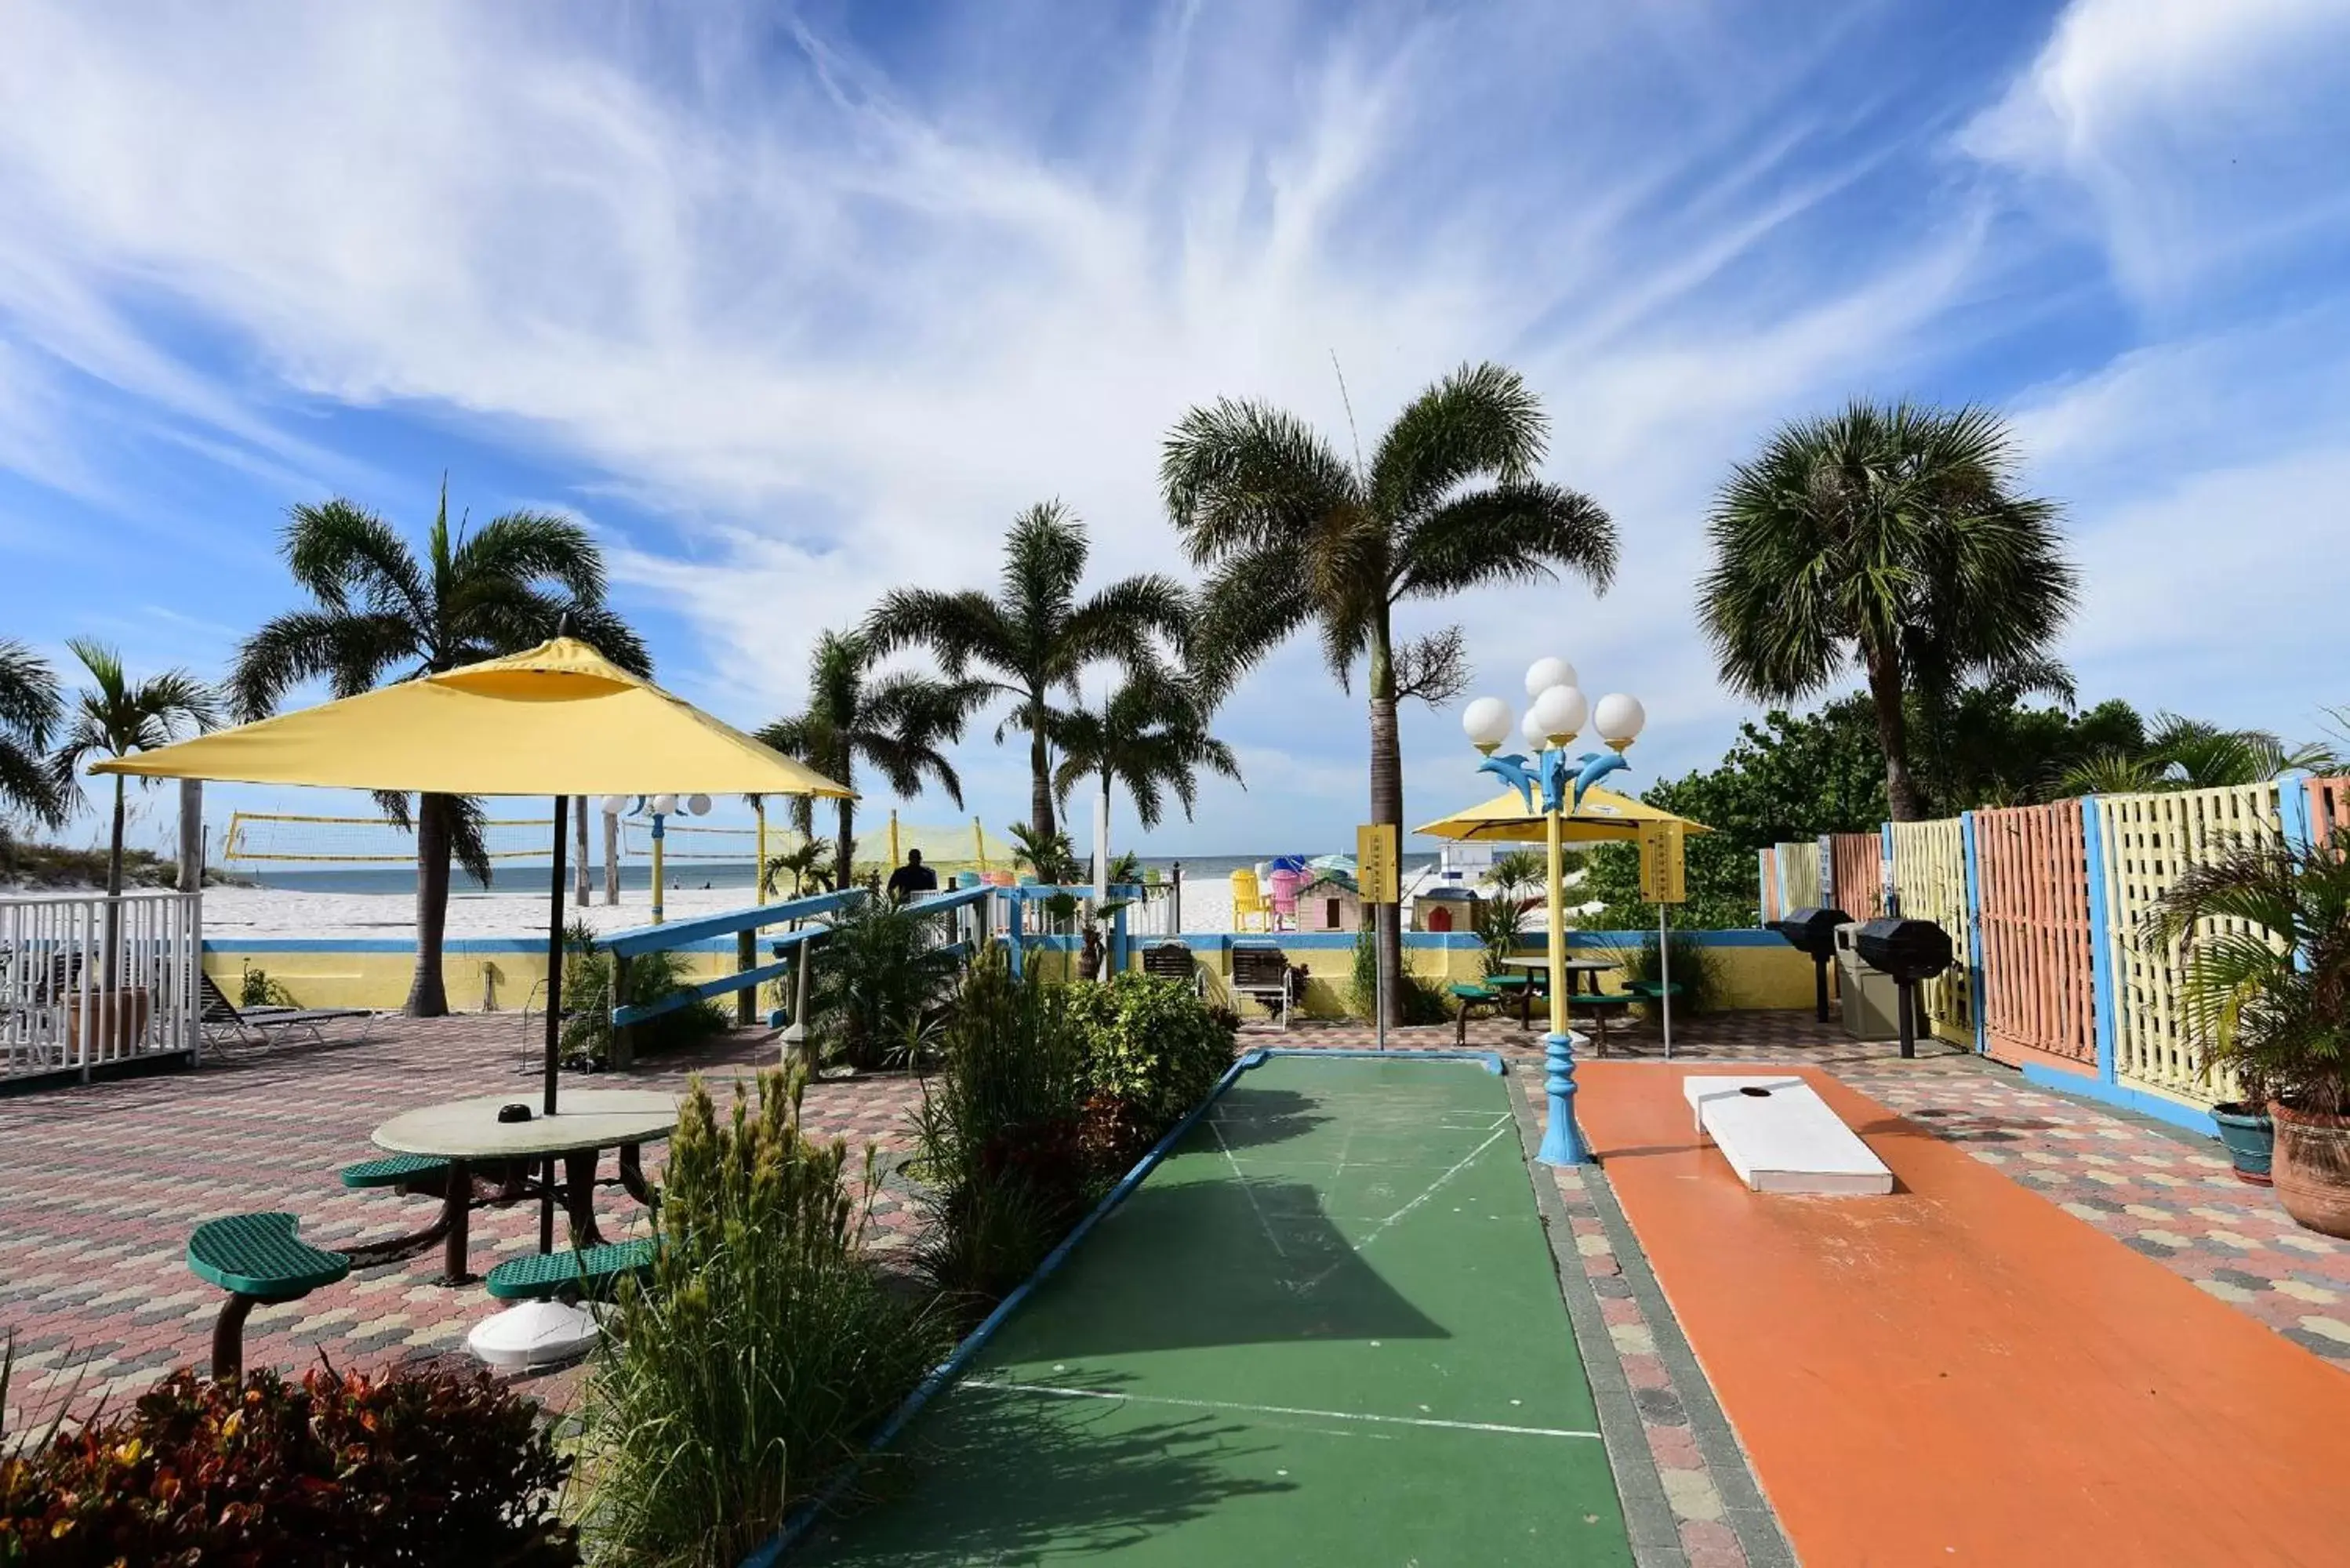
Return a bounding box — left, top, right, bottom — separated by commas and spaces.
799, 1373, 1298, 1565
1197, 1086, 1328, 1150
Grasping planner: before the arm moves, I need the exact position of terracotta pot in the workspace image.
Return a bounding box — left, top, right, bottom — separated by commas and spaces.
65, 986, 153, 1055
2269, 1101, 2350, 1239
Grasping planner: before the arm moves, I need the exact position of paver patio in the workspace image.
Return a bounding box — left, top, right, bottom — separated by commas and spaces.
5, 1000, 2344, 1558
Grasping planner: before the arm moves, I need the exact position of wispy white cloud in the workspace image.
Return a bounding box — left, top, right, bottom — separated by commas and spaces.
0, 0, 2342, 851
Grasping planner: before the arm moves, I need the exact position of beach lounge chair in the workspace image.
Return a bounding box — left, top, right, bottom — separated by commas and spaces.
1228, 942, 1295, 1029
1229, 869, 1271, 933
199, 971, 372, 1051
1141, 941, 1204, 996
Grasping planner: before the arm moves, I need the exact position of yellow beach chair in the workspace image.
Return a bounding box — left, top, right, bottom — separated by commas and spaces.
1229, 868, 1270, 932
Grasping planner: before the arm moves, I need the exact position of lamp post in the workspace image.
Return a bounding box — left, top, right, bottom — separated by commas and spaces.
1461, 661, 1646, 1167
603, 793, 712, 925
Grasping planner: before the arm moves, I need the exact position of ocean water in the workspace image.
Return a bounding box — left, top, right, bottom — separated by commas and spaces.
241, 852, 1444, 896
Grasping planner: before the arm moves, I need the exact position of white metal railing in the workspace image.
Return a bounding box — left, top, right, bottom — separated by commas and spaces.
0, 891, 202, 1082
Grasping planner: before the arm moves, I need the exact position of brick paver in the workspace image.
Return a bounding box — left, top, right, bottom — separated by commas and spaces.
7, 1000, 2343, 1565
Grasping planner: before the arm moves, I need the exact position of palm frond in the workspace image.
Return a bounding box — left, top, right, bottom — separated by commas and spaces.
1397, 481, 1618, 600
281, 499, 431, 625
228, 610, 416, 719
0, 639, 61, 743
1368, 361, 1548, 522
1160, 399, 1360, 566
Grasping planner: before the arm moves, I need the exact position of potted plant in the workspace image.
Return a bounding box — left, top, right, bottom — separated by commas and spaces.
2148, 838, 2350, 1232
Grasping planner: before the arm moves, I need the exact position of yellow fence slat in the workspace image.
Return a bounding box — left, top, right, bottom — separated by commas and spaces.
1889, 818, 1972, 1047
2096, 782, 2282, 1105
1774, 840, 1822, 913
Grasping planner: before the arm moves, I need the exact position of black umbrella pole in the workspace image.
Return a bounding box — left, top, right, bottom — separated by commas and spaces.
544, 795, 568, 1116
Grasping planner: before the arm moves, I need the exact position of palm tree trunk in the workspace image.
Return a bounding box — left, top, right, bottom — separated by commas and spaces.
1030, 702, 1056, 845
1862, 636, 1926, 822
834, 796, 857, 891
405, 793, 453, 1017
573, 795, 590, 906
1368, 625, 1404, 1028
104, 773, 126, 993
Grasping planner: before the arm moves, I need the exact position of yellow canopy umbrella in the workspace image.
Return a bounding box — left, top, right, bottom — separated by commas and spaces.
98, 637, 851, 1113
1415, 785, 1710, 843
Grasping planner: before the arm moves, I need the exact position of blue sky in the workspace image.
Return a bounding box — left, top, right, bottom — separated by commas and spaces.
3, 0, 2347, 859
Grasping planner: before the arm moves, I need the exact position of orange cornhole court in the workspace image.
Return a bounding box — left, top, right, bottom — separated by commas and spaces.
1576, 1062, 2350, 1567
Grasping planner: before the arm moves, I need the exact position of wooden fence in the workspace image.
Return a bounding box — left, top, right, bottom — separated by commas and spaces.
1759, 848, 1782, 924
1887, 818, 1971, 1047
1974, 803, 2098, 1071
2096, 782, 2283, 1102
1829, 833, 1886, 920
2312, 775, 2350, 848
1775, 840, 1822, 913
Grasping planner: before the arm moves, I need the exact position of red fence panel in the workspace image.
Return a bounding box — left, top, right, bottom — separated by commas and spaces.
1975, 802, 2096, 1070
1828, 833, 1884, 920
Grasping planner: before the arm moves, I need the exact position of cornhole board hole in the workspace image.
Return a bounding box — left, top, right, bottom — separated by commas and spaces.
1682, 1074, 1893, 1196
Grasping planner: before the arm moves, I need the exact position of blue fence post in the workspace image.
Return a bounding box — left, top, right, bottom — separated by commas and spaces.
2279, 768, 2315, 855
1816, 833, 1834, 908
1111, 891, 1130, 976
2080, 796, 2119, 1085
1880, 822, 1896, 914
1007, 895, 1026, 978
1960, 811, 1989, 1056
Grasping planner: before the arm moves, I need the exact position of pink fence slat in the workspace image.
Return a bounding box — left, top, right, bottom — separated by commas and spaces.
1975, 802, 2096, 1069
1829, 833, 1885, 920
2312, 775, 2350, 850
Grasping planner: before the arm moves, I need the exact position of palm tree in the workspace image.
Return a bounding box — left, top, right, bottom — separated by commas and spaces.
1162, 361, 1616, 1023
49, 641, 218, 985
0, 638, 64, 829
756, 630, 986, 890
228, 486, 649, 1016
863, 503, 1190, 845
1699, 401, 2077, 822
2058, 715, 2340, 798
1051, 661, 1240, 865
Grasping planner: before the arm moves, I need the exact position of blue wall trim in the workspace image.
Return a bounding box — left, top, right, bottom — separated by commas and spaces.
1959, 811, 1989, 1058
2278, 768, 2315, 855
1880, 822, 1895, 913
739, 1047, 1506, 1565
2079, 796, 2119, 1084
2021, 1063, 2218, 1139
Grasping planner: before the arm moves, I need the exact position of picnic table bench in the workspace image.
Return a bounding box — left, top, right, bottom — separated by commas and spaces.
187, 1212, 351, 1381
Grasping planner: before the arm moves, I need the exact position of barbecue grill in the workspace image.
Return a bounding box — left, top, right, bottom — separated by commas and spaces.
1767, 906, 1851, 1022
1851, 916, 1952, 1058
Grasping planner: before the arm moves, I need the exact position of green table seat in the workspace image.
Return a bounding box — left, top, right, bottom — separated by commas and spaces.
1448, 982, 1505, 1044
338, 1152, 452, 1191
187, 1213, 351, 1381
485, 1238, 657, 1302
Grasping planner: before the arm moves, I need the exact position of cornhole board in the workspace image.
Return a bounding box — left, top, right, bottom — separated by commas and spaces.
1681, 1074, 1893, 1195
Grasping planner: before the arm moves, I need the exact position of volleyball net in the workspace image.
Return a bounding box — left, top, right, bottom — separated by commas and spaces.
221, 809, 1017, 873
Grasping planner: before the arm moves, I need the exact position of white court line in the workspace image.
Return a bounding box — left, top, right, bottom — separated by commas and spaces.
1293, 1123, 1515, 1294
962, 1379, 1600, 1441
1209, 1116, 1288, 1259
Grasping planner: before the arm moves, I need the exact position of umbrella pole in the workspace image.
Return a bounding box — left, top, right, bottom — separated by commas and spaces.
544, 797, 568, 1116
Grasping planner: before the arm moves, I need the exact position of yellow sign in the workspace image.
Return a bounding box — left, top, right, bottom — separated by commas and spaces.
1357, 822, 1400, 903
1638, 820, 1687, 904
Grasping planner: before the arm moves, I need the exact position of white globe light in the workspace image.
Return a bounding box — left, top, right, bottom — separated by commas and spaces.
1462, 696, 1513, 752
685, 793, 713, 817
1594, 693, 1647, 748
1529, 684, 1589, 745
1524, 657, 1577, 699
598, 794, 628, 816
1521, 709, 1549, 747
650, 793, 679, 816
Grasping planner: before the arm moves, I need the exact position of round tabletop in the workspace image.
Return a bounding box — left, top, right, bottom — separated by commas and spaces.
1500, 956, 1616, 971
372, 1089, 681, 1160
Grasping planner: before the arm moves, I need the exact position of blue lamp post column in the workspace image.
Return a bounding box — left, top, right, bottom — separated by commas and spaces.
1461, 660, 1647, 1167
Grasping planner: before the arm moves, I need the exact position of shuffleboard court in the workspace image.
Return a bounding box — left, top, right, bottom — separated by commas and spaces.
794, 1054, 1632, 1566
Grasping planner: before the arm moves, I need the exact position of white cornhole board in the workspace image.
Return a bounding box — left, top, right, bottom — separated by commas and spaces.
1682, 1075, 1893, 1196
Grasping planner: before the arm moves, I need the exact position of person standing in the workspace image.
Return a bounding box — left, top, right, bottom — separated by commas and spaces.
885, 848, 939, 902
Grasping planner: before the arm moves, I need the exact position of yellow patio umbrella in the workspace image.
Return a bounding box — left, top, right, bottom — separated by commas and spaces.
1414, 785, 1711, 843
97, 637, 851, 1113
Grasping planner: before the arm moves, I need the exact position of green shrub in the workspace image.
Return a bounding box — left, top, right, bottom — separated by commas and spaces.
582, 1065, 943, 1567
1063, 972, 1236, 1131
811, 896, 961, 1072
1349, 925, 1451, 1024
238, 964, 298, 1009
558, 921, 728, 1067
914, 945, 1093, 1304
1607, 927, 1722, 1017
1472, 895, 1527, 979
0, 1361, 576, 1566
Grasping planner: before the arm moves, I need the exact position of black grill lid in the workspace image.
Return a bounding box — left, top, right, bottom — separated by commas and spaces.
1852, 916, 1952, 979
1768, 907, 1852, 957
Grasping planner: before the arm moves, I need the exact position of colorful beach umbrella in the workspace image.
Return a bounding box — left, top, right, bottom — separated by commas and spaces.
97, 637, 851, 1112
1413, 785, 1710, 843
